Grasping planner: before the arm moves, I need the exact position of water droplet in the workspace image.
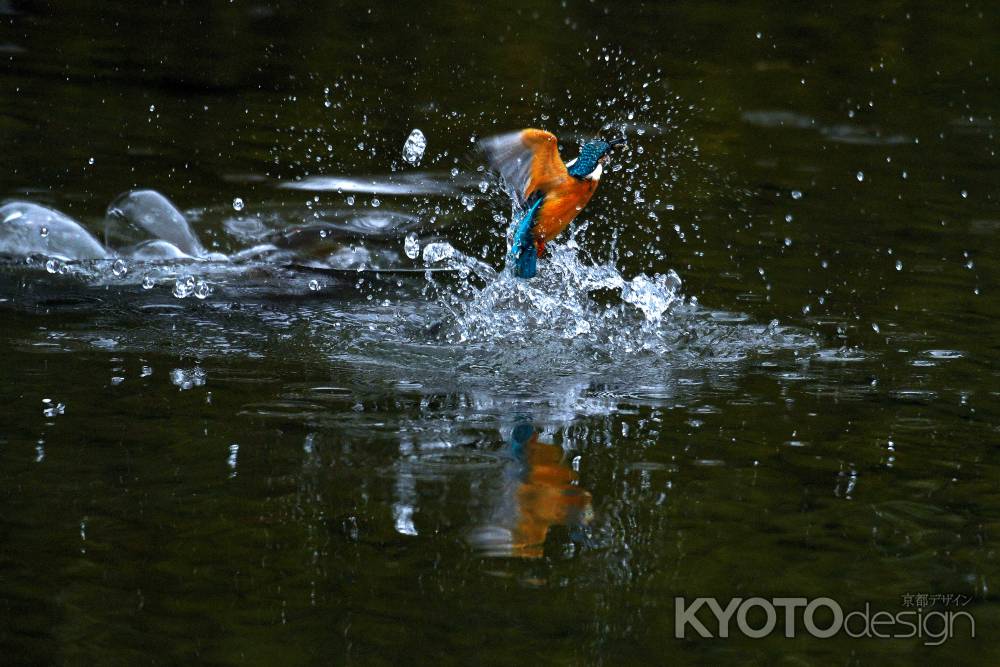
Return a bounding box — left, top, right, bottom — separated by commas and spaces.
791, 190, 803, 200
960, 190, 968, 199
148, 104, 155, 112
45, 258, 60, 273
895, 260, 903, 271
784, 237, 792, 246
856, 171, 865, 182
172, 275, 195, 299
308, 279, 320, 291
872, 322, 881, 333
111, 258, 128, 277
478, 180, 489, 193
87, 157, 95, 165
371, 198, 381, 208
404, 232, 420, 259
141, 276, 155, 289
346, 195, 355, 206
232, 197, 245, 211
402, 128, 427, 165
39, 226, 48, 237
193, 280, 212, 300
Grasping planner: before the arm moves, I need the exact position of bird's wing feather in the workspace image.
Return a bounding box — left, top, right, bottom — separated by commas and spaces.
480, 129, 567, 208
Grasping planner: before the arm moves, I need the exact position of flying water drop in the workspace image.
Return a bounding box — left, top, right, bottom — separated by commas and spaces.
402, 129, 427, 165
404, 232, 420, 259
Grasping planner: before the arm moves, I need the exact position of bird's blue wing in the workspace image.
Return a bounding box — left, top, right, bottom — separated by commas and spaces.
507, 195, 543, 279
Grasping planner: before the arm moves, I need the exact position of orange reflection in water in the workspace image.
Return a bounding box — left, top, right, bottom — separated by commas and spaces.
471, 422, 592, 559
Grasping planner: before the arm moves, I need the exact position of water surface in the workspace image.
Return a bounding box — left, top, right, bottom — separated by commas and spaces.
1, 2, 998, 664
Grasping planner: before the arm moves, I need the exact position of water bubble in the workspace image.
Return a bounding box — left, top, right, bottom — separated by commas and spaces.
402, 128, 427, 165
856, 171, 865, 182
39, 226, 49, 237
308, 279, 321, 291
45, 258, 60, 273
232, 197, 245, 211
404, 232, 421, 259
141, 276, 155, 289
111, 258, 128, 277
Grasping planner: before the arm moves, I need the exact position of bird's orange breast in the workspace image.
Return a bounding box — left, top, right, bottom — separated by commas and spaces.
533, 178, 599, 243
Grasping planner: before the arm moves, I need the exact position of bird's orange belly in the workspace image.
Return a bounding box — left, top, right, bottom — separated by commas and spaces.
534, 180, 598, 243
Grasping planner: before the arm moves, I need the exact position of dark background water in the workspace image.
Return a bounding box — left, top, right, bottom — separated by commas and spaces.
1, 1, 998, 664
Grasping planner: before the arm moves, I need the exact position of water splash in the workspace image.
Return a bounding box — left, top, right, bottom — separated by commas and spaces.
0, 202, 109, 260
106, 190, 214, 258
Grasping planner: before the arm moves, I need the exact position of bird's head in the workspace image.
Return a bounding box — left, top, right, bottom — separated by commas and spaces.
566, 126, 627, 180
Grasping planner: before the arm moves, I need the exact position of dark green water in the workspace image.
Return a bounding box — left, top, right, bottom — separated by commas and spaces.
1, 1, 998, 664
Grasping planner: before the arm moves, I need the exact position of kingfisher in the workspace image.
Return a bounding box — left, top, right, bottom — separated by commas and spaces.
481, 127, 627, 278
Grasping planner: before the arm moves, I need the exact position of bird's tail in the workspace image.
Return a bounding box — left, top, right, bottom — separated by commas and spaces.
507, 196, 543, 279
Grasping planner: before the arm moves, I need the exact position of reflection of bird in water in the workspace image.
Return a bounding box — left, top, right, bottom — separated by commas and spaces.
469, 421, 593, 559
480, 127, 627, 278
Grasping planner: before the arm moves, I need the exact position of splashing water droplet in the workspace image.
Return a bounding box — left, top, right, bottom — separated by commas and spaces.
232, 197, 245, 212
371, 198, 381, 208
142, 276, 155, 289
193, 280, 212, 300
111, 258, 128, 277
402, 129, 427, 165
39, 226, 49, 237
856, 171, 865, 182
422, 242, 456, 264
404, 232, 420, 259
895, 260, 903, 271
872, 322, 881, 333
308, 279, 320, 291
791, 190, 803, 200
173, 275, 195, 299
